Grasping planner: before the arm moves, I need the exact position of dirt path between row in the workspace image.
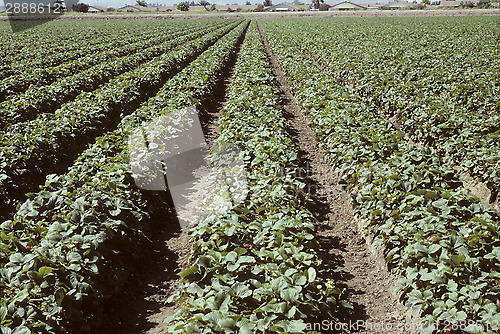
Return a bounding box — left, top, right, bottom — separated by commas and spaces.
257, 21, 419, 334
97, 199, 190, 334
97, 26, 248, 334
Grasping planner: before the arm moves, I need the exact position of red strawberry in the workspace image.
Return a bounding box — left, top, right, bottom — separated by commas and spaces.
428, 235, 438, 243
244, 244, 250, 248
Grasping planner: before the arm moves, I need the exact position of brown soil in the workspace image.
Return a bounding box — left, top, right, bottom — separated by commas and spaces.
257, 21, 419, 333
453, 166, 499, 211
97, 24, 247, 334
98, 203, 191, 334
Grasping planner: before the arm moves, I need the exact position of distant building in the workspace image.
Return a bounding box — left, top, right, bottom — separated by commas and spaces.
207, 4, 258, 11
265, 3, 309, 10
119, 5, 156, 11
87, 5, 107, 12
381, 1, 417, 9
438, 0, 484, 7
328, 1, 368, 10
359, 2, 382, 9
155, 5, 178, 11
438, 0, 460, 7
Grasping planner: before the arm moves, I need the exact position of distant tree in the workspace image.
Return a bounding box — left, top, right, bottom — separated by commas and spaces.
421, 0, 430, 4
199, 0, 210, 9
245, 0, 251, 4
226, 6, 234, 11
107, 6, 116, 10
177, 1, 189, 10
136, 0, 147, 5
263, 0, 271, 5
311, 0, 323, 9
477, 0, 490, 8
460, 0, 474, 7
319, 3, 329, 10
189, 0, 195, 5
72, 3, 89, 11
254, 3, 264, 10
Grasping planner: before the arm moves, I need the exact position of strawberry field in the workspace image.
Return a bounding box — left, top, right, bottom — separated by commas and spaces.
0, 15, 499, 334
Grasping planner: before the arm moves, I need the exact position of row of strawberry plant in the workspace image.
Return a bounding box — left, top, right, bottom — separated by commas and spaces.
274, 17, 499, 117
0, 19, 249, 334
0, 23, 167, 91
261, 21, 500, 334
168, 21, 351, 334
0, 20, 227, 130
0, 20, 224, 104
0, 20, 146, 62
0, 20, 185, 79
263, 17, 500, 200
0, 20, 241, 223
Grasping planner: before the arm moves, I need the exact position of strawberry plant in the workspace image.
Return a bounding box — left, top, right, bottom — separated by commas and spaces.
261, 19, 500, 333
0, 20, 184, 80
0, 20, 241, 223
263, 17, 500, 199
168, 22, 351, 333
0, 20, 226, 108
0, 20, 248, 333
0, 20, 227, 129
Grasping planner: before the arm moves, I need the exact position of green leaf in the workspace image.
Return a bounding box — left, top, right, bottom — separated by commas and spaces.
180, 264, 199, 279
226, 251, 237, 263
428, 244, 441, 254
238, 318, 255, 334
38, 266, 53, 277
455, 311, 467, 320
307, 267, 316, 283
280, 287, 300, 302
260, 302, 287, 314
198, 256, 210, 268
234, 247, 247, 256
55, 289, 65, 306
219, 318, 236, 330
232, 283, 252, 299
227, 263, 239, 271
12, 326, 31, 334
424, 190, 438, 199
0, 304, 7, 322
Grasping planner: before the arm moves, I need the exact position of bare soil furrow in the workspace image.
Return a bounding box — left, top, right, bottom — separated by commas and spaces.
257, 21, 419, 334
97, 25, 248, 334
